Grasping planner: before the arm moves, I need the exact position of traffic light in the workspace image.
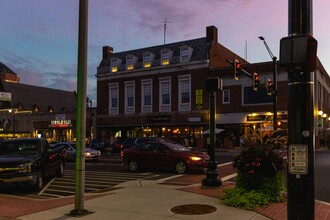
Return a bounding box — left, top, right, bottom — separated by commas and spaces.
233, 59, 241, 80
252, 72, 260, 91
267, 79, 274, 95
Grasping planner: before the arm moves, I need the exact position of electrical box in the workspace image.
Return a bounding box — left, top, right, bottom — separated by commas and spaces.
279, 34, 317, 71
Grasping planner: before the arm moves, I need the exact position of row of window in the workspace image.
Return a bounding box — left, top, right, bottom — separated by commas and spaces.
108, 75, 192, 114
110, 46, 193, 72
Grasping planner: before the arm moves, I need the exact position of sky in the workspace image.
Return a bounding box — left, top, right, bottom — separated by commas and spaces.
0, 0, 329, 106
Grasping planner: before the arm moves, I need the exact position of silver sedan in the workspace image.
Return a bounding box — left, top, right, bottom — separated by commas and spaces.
54, 142, 101, 161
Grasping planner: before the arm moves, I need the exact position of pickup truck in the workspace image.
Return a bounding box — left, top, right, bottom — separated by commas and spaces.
0, 138, 66, 191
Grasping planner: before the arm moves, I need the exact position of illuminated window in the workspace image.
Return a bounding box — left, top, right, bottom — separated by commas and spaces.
126, 56, 136, 70
162, 51, 169, 65
111, 59, 118, 73
144, 54, 151, 68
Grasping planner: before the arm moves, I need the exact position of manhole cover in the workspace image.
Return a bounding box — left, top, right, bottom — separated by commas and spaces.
171, 204, 217, 215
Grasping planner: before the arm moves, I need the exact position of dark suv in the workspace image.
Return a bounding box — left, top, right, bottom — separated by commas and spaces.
121, 137, 164, 155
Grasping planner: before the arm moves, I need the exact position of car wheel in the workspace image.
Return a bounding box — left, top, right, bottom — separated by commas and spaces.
56, 160, 65, 177
175, 161, 187, 174
128, 160, 138, 172
34, 171, 44, 191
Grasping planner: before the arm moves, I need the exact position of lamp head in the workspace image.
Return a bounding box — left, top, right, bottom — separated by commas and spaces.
258, 36, 265, 41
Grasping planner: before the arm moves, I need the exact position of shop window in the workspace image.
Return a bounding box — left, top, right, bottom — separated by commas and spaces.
109, 83, 119, 114
244, 86, 272, 105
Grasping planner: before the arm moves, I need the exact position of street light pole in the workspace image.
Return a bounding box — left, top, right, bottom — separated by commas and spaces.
258, 36, 277, 132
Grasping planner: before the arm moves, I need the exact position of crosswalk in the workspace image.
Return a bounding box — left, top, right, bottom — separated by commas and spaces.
38, 170, 161, 198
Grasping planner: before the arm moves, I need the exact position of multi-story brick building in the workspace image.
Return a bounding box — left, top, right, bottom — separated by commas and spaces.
96, 25, 330, 148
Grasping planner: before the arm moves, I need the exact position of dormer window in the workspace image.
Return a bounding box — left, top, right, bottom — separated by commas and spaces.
180, 46, 193, 63
161, 49, 173, 66
126, 55, 137, 71
111, 58, 118, 73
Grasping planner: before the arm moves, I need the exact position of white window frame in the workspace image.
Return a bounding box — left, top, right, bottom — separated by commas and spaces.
223, 89, 230, 104
141, 79, 152, 113
159, 77, 171, 112
108, 83, 119, 114
124, 81, 135, 114
180, 46, 193, 63
178, 75, 191, 111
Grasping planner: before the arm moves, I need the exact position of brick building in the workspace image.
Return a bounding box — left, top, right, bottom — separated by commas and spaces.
96, 25, 330, 148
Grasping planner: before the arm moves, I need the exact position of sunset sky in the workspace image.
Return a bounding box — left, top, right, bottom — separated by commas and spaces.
0, 0, 329, 104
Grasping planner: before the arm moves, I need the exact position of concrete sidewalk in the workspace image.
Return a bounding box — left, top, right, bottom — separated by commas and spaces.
12, 180, 270, 220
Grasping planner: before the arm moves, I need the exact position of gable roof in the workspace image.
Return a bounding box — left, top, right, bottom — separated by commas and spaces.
0, 81, 77, 113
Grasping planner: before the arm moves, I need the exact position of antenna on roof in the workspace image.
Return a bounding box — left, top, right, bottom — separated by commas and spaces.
163, 18, 172, 44
245, 40, 248, 60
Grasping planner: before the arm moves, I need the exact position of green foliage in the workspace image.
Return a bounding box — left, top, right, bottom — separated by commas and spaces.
220, 129, 287, 210
220, 173, 285, 210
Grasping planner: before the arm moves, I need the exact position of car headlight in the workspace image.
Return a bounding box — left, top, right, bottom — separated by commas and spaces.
18, 162, 32, 173
189, 156, 203, 161
85, 152, 91, 156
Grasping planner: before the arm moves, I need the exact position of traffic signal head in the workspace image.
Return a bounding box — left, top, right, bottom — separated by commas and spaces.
233, 59, 241, 80
252, 72, 260, 91
267, 79, 274, 95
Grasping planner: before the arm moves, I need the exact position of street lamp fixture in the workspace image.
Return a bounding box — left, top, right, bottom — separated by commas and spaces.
258, 36, 278, 132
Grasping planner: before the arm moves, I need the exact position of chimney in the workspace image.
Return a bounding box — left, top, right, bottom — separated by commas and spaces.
206, 26, 218, 43
102, 46, 113, 60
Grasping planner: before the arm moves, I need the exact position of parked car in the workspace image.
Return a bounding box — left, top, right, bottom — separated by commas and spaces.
122, 141, 210, 174
54, 142, 101, 161
0, 138, 66, 191
121, 137, 165, 156
90, 139, 105, 151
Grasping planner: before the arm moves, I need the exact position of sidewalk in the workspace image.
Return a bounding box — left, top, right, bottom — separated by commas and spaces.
1, 179, 270, 220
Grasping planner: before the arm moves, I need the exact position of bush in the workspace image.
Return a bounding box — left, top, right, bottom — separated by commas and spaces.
220, 172, 285, 210
220, 129, 287, 210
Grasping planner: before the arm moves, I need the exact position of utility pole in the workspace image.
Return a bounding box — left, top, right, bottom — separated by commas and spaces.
280, 0, 317, 219
70, 0, 89, 216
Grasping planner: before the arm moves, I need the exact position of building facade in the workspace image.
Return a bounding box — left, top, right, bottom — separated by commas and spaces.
96, 25, 330, 148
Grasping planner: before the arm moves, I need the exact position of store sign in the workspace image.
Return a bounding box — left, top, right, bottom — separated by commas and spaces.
50, 120, 72, 128
147, 115, 171, 122
0, 92, 11, 101
195, 90, 203, 109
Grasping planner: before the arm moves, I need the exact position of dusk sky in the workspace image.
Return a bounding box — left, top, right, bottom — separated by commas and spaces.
1, 0, 329, 105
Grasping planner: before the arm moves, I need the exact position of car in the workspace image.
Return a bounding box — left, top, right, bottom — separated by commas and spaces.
90, 139, 105, 151
0, 138, 66, 191
54, 142, 101, 161
120, 137, 165, 156
122, 141, 210, 174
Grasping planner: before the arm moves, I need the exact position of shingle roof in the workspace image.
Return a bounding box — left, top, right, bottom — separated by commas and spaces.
0, 81, 77, 113
97, 37, 211, 74
0, 62, 17, 75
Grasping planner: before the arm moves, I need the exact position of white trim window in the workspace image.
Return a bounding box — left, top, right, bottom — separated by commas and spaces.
125, 81, 135, 114
161, 49, 173, 66
111, 59, 118, 73
180, 46, 193, 63
159, 77, 171, 112
141, 79, 152, 113
109, 83, 119, 114
223, 89, 230, 104
178, 75, 191, 111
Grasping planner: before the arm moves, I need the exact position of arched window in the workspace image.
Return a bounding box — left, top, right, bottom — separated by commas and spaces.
33, 104, 39, 113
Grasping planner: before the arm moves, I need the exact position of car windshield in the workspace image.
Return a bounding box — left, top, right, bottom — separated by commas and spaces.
166, 143, 190, 152
0, 141, 40, 155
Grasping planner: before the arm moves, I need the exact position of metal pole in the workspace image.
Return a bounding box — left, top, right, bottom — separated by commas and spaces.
202, 77, 221, 187
287, 0, 315, 219
70, 0, 88, 215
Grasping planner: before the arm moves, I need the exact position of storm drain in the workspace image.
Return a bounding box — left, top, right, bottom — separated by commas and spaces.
171, 204, 217, 215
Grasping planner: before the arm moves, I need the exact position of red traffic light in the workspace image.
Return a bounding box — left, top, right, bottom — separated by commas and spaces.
252, 72, 260, 91
233, 59, 241, 80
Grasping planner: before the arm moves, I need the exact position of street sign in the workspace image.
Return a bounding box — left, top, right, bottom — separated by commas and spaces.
288, 144, 308, 175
